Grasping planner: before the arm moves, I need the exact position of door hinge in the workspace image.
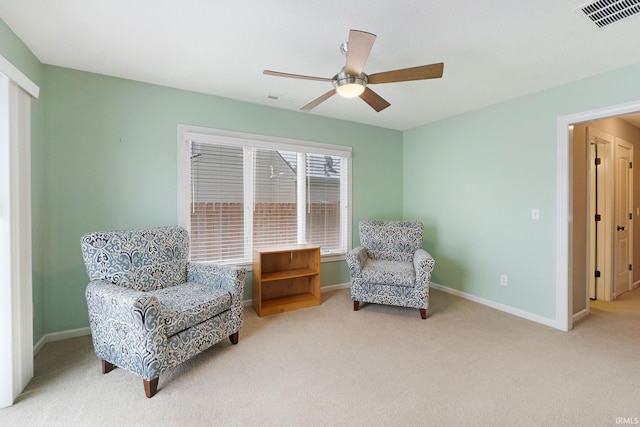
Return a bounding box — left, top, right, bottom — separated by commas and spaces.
595, 270, 601, 278
630, 162, 633, 169
630, 212, 633, 220
595, 158, 601, 165
630, 264, 633, 271
595, 214, 602, 222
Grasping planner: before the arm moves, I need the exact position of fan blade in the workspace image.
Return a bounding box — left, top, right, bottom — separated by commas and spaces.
367, 62, 444, 84
263, 70, 333, 82
301, 90, 337, 110
359, 87, 390, 112
345, 30, 376, 75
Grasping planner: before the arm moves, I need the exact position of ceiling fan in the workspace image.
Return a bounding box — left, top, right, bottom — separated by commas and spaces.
263, 29, 444, 112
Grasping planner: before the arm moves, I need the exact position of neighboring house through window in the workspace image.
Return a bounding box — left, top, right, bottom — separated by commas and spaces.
178, 125, 352, 264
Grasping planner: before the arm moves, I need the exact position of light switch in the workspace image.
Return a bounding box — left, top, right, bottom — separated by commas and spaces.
531, 208, 540, 220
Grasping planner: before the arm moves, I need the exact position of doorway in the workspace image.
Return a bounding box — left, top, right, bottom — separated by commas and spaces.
558, 102, 640, 331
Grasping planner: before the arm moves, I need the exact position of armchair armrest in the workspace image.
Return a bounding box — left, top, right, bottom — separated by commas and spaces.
85, 280, 167, 380
187, 262, 247, 326
187, 262, 246, 296
413, 249, 435, 288
345, 246, 368, 279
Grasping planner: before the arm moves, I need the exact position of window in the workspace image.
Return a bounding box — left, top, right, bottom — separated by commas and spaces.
178, 126, 352, 264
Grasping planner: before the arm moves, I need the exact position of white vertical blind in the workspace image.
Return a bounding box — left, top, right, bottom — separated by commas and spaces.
0, 72, 35, 409
0, 71, 11, 410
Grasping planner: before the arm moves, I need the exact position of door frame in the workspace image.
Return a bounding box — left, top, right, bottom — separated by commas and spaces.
557, 100, 640, 331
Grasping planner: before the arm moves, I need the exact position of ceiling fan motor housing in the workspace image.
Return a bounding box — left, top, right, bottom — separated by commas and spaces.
333, 68, 368, 98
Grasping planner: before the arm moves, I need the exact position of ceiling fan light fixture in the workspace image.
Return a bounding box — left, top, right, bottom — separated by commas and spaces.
336, 82, 365, 98
334, 70, 367, 98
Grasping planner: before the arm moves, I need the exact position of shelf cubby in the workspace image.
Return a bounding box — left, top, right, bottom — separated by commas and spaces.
252, 244, 320, 316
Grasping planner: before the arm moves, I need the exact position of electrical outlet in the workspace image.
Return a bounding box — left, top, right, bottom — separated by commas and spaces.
500, 275, 508, 286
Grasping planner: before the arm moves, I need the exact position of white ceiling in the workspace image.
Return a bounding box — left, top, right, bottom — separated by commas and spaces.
2, 0, 640, 130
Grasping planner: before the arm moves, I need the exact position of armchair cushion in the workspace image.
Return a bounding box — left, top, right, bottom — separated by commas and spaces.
149, 283, 232, 336
361, 259, 415, 287
359, 220, 423, 262
82, 227, 189, 291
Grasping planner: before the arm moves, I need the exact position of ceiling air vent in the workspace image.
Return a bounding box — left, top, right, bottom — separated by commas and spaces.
580, 0, 640, 28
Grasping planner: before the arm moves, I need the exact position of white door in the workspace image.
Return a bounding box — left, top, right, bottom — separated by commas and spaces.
589, 142, 597, 300
587, 127, 614, 302
614, 138, 633, 298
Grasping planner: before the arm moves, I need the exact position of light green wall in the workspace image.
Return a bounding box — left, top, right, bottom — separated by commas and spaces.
41, 65, 403, 335
0, 18, 46, 344
404, 62, 640, 320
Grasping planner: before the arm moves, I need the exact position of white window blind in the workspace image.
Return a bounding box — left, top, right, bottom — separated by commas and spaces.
189, 142, 245, 262
305, 154, 346, 253
253, 149, 298, 248
180, 126, 351, 264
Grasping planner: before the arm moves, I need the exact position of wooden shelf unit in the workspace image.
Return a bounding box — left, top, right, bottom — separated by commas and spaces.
252, 244, 321, 316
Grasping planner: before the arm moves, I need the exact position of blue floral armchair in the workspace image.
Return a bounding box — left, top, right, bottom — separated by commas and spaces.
81, 226, 246, 397
346, 221, 435, 319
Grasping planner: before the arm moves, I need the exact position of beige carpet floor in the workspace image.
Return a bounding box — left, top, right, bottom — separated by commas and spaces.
1, 287, 639, 427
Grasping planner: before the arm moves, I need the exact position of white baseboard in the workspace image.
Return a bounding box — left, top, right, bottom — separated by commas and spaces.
429, 282, 559, 329
320, 282, 351, 292
572, 307, 589, 324
33, 327, 91, 355
34, 284, 353, 353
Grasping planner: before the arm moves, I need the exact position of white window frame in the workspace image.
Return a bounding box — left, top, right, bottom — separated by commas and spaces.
177, 124, 352, 265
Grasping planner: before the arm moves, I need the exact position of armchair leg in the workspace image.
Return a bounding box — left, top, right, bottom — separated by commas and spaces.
229, 332, 239, 345
144, 377, 159, 398
353, 301, 360, 311
102, 360, 116, 374
420, 308, 427, 320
